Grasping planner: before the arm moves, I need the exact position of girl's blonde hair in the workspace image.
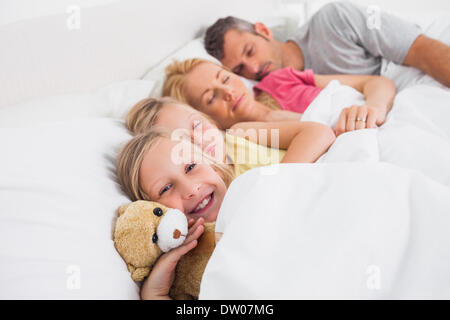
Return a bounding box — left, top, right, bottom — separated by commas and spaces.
126, 96, 182, 135
126, 96, 220, 136
162, 58, 282, 111
116, 127, 234, 201
255, 91, 282, 111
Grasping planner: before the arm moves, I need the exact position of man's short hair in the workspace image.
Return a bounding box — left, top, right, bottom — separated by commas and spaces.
204, 16, 256, 61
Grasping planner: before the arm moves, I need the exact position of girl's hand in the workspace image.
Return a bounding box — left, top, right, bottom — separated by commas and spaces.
140, 217, 205, 300
335, 105, 386, 136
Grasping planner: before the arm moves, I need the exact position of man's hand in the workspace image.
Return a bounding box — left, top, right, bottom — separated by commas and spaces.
335, 105, 386, 136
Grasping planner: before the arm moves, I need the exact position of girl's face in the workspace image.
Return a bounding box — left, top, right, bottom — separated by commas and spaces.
182, 62, 255, 129
155, 103, 226, 161
139, 137, 227, 222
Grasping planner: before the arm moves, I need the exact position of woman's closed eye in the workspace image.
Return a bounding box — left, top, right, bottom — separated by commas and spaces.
207, 93, 215, 105
207, 75, 230, 104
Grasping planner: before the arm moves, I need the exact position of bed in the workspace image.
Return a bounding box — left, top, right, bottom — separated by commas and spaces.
0, 0, 449, 299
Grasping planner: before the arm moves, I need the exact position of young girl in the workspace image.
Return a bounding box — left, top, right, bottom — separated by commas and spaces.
162, 58, 396, 136
116, 129, 227, 300
116, 109, 335, 299
125, 96, 335, 178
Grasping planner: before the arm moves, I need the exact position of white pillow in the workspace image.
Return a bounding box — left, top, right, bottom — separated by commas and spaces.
0, 80, 155, 128
0, 118, 138, 299
142, 37, 220, 97
142, 37, 260, 97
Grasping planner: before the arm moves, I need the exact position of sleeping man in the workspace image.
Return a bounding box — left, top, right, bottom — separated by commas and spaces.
204, 1, 450, 88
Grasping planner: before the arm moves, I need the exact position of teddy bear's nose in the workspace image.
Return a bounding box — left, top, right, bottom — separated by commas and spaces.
173, 229, 181, 239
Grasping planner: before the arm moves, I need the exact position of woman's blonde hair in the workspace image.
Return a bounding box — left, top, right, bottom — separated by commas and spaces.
126, 96, 182, 135
162, 58, 212, 104
163, 58, 282, 112
116, 127, 235, 201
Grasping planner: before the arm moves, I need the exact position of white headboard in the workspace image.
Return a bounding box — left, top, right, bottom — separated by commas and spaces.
0, 0, 302, 108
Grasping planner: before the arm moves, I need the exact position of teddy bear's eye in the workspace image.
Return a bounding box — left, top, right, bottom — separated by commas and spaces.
152, 233, 158, 243
153, 207, 163, 217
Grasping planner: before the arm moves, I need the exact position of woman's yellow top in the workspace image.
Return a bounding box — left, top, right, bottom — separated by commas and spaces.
225, 133, 286, 177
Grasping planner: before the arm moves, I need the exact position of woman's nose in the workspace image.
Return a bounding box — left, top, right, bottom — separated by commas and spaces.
222, 87, 234, 101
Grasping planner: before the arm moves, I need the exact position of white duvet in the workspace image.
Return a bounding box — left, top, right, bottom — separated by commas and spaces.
307, 81, 450, 188
200, 163, 450, 299
200, 82, 450, 299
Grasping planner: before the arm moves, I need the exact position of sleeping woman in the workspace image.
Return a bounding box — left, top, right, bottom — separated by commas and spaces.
162, 58, 396, 136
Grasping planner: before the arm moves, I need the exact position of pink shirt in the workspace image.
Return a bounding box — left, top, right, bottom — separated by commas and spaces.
254, 68, 321, 114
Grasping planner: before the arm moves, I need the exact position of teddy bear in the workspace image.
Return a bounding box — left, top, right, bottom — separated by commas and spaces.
113, 200, 217, 300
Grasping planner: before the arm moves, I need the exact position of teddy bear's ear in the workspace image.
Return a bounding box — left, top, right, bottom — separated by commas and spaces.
117, 203, 129, 217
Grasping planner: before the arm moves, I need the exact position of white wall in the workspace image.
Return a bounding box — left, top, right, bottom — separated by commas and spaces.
306, 0, 450, 21
0, 0, 286, 107
0, 0, 118, 26
1, 0, 448, 108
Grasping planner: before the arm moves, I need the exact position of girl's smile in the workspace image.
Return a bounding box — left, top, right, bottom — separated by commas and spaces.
139, 138, 227, 222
